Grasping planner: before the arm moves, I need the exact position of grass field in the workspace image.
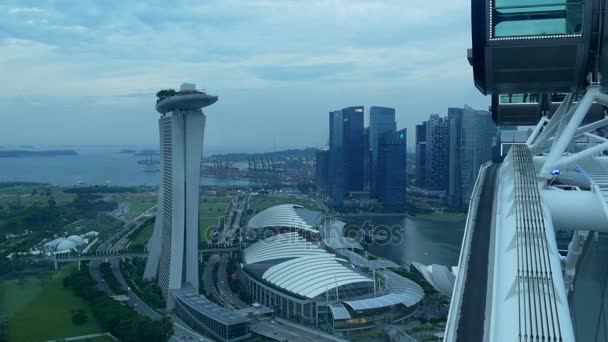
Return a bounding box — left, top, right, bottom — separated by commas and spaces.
200, 196, 232, 242
6, 264, 102, 342
108, 192, 156, 220
126, 201, 155, 220
127, 196, 233, 244
131, 220, 154, 246
0, 273, 49, 318
0, 183, 75, 207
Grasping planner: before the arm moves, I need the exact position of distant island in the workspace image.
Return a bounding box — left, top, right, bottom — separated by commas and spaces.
119, 149, 137, 154
0, 150, 78, 158
134, 149, 159, 156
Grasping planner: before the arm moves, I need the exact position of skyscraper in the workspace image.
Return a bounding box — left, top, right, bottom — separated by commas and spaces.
369, 106, 396, 196
415, 122, 427, 188
314, 148, 329, 191
144, 83, 218, 309
460, 105, 497, 205
448, 107, 465, 208
328, 106, 365, 207
363, 127, 371, 191
342, 106, 365, 194
377, 128, 407, 206
328, 110, 345, 207
425, 114, 449, 191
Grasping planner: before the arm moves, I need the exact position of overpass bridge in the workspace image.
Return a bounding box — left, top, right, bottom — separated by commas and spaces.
446, 1, 608, 341
45, 243, 241, 267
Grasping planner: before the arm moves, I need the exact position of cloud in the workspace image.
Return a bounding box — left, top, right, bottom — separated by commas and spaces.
8, 7, 48, 15
0, 0, 486, 149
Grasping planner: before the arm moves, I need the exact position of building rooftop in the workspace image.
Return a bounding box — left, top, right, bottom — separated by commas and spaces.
344, 292, 420, 311
156, 83, 217, 114
412, 262, 456, 297
247, 204, 322, 234
328, 303, 352, 320
262, 254, 373, 299
243, 232, 326, 265
172, 287, 247, 326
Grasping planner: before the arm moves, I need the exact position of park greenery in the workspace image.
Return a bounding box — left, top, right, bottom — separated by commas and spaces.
0, 322, 6, 342
64, 264, 173, 342
120, 257, 165, 309
0, 189, 117, 236
199, 196, 231, 242
3, 264, 102, 341
0, 182, 156, 261
128, 195, 235, 245
99, 262, 126, 295
128, 218, 155, 249
156, 89, 176, 103
391, 268, 437, 295
63, 185, 147, 194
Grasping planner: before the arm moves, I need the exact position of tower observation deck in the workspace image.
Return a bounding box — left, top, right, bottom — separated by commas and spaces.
144, 83, 218, 309
445, 1, 608, 341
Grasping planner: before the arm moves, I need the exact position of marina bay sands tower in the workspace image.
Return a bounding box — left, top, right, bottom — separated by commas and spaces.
144, 83, 218, 308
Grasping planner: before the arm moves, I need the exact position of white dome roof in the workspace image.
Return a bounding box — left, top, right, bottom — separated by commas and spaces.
67, 235, 85, 246
56, 239, 77, 251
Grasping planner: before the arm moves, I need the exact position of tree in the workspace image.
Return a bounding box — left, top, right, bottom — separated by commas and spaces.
0, 313, 8, 342
71, 309, 88, 325
17, 274, 26, 289
156, 89, 177, 103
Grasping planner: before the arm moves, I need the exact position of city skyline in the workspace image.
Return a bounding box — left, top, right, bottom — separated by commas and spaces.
4, 1, 608, 341
0, 0, 486, 151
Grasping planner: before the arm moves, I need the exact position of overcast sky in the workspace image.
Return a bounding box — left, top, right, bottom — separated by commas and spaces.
0, 0, 488, 153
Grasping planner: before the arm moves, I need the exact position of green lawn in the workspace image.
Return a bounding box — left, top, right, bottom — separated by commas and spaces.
0, 273, 49, 317
127, 196, 233, 244
7, 264, 102, 342
131, 220, 154, 246
126, 201, 155, 220
0, 184, 75, 208
200, 196, 232, 242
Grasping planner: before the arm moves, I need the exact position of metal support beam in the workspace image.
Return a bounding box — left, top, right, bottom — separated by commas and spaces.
527, 116, 549, 145
540, 86, 600, 176
554, 140, 608, 169
532, 117, 608, 153
584, 132, 608, 143
530, 93, 575, 151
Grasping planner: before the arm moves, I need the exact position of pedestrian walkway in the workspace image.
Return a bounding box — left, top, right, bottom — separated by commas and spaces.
44, 332, 118, 342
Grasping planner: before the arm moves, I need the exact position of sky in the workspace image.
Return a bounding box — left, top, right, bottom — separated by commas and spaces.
0, 0, 488, 153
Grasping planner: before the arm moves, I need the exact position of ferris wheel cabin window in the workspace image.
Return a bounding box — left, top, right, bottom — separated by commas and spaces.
491, 0, 585, 38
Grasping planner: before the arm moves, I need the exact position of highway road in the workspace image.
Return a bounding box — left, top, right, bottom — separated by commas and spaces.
251, 318, 347, 342
217, 253, 248, 309
202, 254, 223, 304
89, 207, 160, 318
87, 207, 211, 342
456, 164, 498, 342
90, 194, 346, 342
